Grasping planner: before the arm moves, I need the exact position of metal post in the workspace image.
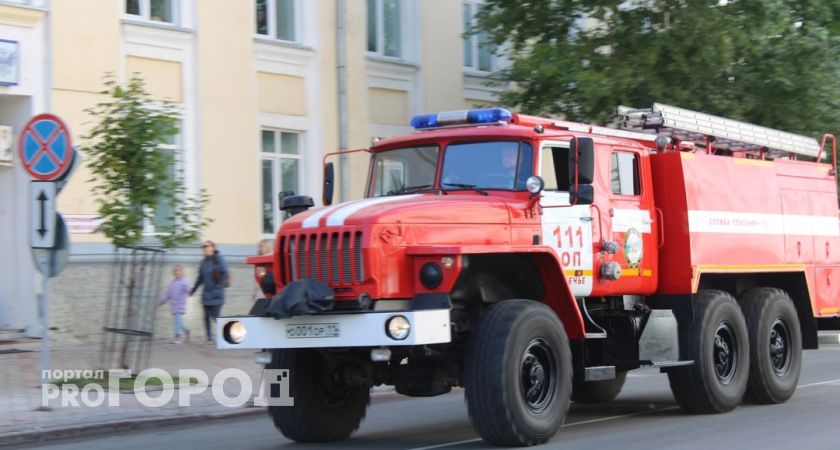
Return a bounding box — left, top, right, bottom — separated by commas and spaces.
337, 0, 350, 202
40, 273, 49, 391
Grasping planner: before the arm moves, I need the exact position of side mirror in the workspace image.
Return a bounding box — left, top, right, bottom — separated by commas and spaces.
569, 137, 595, 185
323, 162, 335, 206
569, 184, 594, 205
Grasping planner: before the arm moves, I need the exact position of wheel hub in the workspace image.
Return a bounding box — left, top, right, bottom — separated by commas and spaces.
520, 338, 557, 413
713, 322, 737, 384
769, 318, 791, 375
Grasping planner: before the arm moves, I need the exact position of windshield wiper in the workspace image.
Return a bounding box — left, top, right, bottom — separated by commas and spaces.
387, 184, 433, 195
442, 183, 488, 196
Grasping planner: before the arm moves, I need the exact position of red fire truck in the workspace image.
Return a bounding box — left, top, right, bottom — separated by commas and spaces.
218, 104, 840, 446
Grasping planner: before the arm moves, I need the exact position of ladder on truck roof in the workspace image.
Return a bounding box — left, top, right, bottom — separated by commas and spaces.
616, 103, 821, 159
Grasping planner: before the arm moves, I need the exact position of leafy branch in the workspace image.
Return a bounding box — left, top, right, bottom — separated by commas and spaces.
81, 74, 211, 248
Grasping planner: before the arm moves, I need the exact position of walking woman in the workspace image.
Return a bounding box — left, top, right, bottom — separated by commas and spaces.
191, 240, 229, 344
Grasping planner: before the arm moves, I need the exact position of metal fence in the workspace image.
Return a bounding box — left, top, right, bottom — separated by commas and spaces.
100, 246, 166, 372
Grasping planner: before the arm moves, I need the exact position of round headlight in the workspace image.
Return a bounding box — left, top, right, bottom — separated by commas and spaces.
419, 262, 443, 289
386, 316, 410, 340
526, 176, 544, 194
223, 321, 247, 344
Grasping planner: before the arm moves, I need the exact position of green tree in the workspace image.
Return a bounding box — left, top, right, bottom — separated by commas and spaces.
475, 0, 840, 138
82, 75, 211, 248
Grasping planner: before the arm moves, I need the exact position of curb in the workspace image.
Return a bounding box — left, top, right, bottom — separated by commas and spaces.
0, 391, 401, 447
0, 407, 266, 447
818, 332, 840, 345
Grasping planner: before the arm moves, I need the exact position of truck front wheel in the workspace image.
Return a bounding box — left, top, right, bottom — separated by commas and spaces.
739, 287, 802, 404
267, 349, 370, 442
465, 300, 572, 446
667, 289, 749, 413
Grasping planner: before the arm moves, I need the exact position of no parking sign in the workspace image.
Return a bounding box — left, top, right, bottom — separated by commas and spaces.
18, 113, 75, 181
17, 113, 78, 391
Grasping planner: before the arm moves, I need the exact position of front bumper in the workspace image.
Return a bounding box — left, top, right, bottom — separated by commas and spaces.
215, 309, 451, 349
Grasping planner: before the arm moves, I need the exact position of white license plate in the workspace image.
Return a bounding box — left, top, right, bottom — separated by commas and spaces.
286, 323, 340, 338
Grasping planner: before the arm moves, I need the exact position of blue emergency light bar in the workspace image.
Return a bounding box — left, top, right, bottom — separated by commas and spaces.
410, 107, 513, 129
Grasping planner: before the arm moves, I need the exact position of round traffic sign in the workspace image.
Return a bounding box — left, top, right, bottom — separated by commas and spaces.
18, 113, 75, 181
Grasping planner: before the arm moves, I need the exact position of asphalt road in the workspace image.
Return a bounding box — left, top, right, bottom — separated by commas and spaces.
14, 342, 840, 450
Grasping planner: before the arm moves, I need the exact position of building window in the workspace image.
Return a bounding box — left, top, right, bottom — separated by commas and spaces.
463, 1, 493, 72
367, 0, 402, 58
261, 129, 302, 234
126, 0, 178, 24
256, 0, 297, 42
143, 132, 182, 234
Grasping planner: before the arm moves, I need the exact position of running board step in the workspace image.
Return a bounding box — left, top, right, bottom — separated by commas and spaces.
584, 332, 607, 339
584, 366, 616, 382
645, 360, 694, 370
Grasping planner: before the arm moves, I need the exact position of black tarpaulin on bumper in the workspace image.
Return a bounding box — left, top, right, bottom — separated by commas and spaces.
253, 279, 335, 319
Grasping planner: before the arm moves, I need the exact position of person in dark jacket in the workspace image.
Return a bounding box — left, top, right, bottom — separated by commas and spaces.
191, 240, 229, 344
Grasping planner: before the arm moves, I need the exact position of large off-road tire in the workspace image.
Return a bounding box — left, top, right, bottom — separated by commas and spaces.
668, 289, 749, 413
267, 349, 370, 442
465, 300, 572, 446
739, 287, 802, 404
571, 371, 627, 403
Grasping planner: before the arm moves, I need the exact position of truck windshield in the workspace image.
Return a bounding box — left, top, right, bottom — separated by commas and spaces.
441, 141, 533, 191
370, 141, 534, 197
371, 145, 439, 196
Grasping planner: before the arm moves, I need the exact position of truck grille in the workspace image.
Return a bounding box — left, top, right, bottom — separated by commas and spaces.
279, 231, 365, 286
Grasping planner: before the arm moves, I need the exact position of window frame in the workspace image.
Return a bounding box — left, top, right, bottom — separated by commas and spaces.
366, 0, 405, 60
539, 145, 571, 192
462, 0, 495, 73
255, 0, 301, 43
609, 150, 642, 197
125, 0, 180, 25
260, 128, 304, 236
142, 128, 183, 235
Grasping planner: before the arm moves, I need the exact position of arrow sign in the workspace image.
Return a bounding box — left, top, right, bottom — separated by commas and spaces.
37, 191, 47, 236
30, 181, 56, 249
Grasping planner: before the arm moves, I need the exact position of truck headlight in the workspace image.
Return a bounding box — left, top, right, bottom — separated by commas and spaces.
386, 316, 410, 340
223, 321, 247, 344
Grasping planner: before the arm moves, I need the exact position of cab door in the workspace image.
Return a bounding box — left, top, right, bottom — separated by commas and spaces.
603, 147, 657, 294
538, 142, 595, 297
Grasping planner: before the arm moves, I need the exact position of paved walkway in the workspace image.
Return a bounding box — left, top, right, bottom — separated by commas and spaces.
0, 337, 265, 439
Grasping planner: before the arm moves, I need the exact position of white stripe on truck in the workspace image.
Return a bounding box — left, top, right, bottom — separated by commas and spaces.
302, 195, 421, 229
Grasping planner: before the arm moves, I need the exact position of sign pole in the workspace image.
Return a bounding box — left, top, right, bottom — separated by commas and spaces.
18, 113, 76, 411
41, 272, 49, 388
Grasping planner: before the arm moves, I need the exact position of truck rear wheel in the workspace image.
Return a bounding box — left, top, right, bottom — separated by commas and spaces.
267, 349, 370, 442
739, 288, 802, 404
465, 300, 572, 446
571, 371, 627, 403
667, 289, 749, 413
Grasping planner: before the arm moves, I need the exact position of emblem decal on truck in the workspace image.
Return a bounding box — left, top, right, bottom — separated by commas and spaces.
624, 228, 643, 268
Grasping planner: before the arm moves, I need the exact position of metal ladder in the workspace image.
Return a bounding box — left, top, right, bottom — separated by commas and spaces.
616, 103, 822, 159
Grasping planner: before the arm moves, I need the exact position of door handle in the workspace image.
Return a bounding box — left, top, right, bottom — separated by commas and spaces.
655, 207, 665, 248
580, 217, 593, 222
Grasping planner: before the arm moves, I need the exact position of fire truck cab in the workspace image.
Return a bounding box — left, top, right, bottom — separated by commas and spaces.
220, 105, 839, 447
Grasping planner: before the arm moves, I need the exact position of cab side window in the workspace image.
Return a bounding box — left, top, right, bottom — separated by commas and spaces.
610, 151, 640, 196
540, 146, 570, 191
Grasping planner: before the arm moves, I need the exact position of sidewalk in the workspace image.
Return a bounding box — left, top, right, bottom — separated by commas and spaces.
0, 337, 266, 445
